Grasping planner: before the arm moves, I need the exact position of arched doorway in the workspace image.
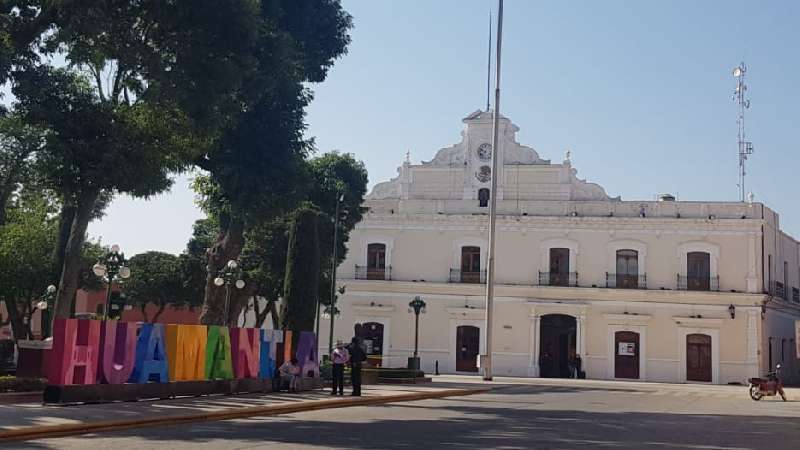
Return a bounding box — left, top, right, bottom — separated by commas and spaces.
614, 331, 640, 379
456, 325, 480, 372
539, 314, 577, 378
357, 322, 385, 367
686, 333, 712, 382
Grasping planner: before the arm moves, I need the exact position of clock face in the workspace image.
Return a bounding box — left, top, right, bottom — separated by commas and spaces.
477, 143, 492, 161
475, 165, 491, 183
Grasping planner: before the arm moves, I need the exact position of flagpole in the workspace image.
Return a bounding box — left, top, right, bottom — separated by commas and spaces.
483, 0, 503, 382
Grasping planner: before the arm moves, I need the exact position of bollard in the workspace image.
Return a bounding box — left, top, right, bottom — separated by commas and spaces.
435, 360, 439, 375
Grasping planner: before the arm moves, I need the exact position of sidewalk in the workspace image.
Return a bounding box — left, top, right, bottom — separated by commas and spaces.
0, 383, 486, 443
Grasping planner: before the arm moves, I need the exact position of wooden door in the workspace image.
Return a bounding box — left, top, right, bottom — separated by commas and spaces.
687, 252, 710, 291
549, 248, 570, 286
614, 331, 640, 379
686, 334, 712, 382
366, 243, 386, 280
461, 246, 481, 283
456, 326, 480, 372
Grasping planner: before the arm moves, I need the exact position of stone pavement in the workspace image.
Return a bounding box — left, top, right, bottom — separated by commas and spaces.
0, 383, 483, 442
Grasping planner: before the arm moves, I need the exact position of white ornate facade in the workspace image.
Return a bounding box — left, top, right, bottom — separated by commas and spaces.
319, 111, 800, 385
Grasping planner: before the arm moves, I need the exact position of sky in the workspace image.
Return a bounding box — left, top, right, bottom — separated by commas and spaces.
6, 0, 800, 255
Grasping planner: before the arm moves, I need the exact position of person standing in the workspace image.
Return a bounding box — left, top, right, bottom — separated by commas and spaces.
330, 340, 349, 396
348, 336, 367, 396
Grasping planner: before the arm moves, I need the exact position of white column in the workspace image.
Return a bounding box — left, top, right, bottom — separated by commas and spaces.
532, 315, 541, 377
578, 314, 586, 357
746, 233, 759, 293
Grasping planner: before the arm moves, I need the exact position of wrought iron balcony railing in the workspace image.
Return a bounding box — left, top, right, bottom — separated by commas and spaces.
449, 269, 486, 284
605, 273, 647, 289
769, 281, 787, 300
539, 271, 578, 287
677, 274, 719, 292
354, 265, 392, 281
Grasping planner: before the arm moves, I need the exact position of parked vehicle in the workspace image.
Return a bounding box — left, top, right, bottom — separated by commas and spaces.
0, 340, 16, 375
748, 364, 787, 401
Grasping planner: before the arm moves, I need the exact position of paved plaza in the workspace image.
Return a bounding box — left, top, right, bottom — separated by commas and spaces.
4, 376, 800, 449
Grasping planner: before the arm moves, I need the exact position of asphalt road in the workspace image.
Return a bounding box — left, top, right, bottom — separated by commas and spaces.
8, 378, 800, 450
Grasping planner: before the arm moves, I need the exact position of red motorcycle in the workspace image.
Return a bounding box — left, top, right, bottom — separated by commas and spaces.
748, 364, 787, 401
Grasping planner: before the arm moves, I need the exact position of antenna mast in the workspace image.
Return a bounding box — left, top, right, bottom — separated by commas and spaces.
733, 62, 753, 202
486, 11, 492, 111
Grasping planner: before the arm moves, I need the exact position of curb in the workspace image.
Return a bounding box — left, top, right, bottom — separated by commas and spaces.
0, 391, 42, 404
0, 387, 488, 443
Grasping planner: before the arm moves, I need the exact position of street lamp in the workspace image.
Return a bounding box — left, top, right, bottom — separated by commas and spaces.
407, 295, 427, 370
214, 259, 245, 326
326, 285, 346, 355
92, 245, 131, 319
319, 191, 347, 355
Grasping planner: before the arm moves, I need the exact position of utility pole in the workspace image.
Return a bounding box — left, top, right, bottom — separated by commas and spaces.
483, 0, 504, 382
327, 193, 344, 355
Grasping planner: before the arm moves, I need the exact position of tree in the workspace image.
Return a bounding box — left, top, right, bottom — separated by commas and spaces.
281, 205, 321, 343
11, 66, 192, 323
0, 113, 43, 226
0, 191, 57, 341
124, 252, 201, 323
183, 1, 352, 325
307, 153, 368, 310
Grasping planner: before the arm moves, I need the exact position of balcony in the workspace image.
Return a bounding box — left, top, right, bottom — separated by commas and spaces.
677, 275, 719, 292
792, 287, 800, 304
449, 269, 486, 284
354, 265, 392, 281
539, 271, 578, 287
769, 281, 787, 300
605, 273, 647, 289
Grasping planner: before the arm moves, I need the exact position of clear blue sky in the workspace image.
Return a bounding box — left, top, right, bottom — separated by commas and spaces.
9, 1, 800, 254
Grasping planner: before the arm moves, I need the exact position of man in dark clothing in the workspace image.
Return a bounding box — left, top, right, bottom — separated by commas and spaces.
348, 336, 367, 396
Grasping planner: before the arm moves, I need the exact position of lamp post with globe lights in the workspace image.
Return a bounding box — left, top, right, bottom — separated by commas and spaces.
35, 284, 57, 337
407, 296, 427, 370
214, 260, 245, 326
92, 245, 131, 319
324, 285, 346, 355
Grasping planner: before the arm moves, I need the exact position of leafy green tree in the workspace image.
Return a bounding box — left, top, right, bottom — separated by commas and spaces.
11, 66, 193, 322
307, 153, 368, 311
281, 205, 321, 342
124, 251, 201, 323
0, 191, 57, 341
0, 113, 43, 226
182, 1, 352, 325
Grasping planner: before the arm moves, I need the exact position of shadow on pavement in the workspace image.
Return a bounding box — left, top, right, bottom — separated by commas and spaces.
11, 384, 799, 450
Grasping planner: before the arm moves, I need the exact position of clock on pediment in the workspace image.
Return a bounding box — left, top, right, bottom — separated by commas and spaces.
476, 143, 492, 161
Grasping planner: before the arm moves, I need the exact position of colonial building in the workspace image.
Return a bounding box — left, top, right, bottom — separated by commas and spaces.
319, 110, 800, 385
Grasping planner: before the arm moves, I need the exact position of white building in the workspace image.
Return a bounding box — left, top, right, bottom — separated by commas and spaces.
319, 110, 800, 385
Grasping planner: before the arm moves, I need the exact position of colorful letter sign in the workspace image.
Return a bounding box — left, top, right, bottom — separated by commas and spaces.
48, 319, 101, 385
99, 321, 138, 384
44, 319, 314, 389
130, 323, 169, 383
205, 326, 234, 380
231, 328, 261, 379
166, 324, 207, 381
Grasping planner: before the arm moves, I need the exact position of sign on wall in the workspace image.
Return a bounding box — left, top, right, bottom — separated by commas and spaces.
617, 342, 636, 356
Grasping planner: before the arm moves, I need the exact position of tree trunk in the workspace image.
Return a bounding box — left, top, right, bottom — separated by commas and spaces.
152, 303, 166, 323
0, 189, 10, 227
254, 298, 272, 328
52, 192, 99, 325
139, 304, 150, 323
269, 300, 280, 330
199, 218, 245, 325
53, 203, 77, 281
5, 299, 30, 342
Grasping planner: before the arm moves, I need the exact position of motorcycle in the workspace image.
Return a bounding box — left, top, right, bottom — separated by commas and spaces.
748, 364, 787, 401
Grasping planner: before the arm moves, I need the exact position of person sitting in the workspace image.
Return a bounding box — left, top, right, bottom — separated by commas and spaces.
279, 358, 302, 392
